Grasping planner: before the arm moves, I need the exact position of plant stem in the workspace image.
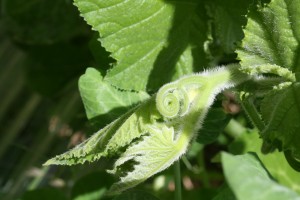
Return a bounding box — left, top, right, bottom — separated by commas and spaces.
174, 160, 182, 200
198, 150, 210, 188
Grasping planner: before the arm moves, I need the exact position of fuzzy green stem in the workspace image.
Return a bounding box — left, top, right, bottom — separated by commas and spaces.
174, 160, 182, 200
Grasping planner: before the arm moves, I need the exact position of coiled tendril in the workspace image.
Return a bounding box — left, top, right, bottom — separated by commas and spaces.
156, 82, 190, 119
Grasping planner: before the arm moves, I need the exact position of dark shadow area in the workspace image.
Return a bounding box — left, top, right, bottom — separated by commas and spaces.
147, 0, 209, 92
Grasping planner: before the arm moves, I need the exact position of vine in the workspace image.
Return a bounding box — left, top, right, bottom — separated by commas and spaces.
43, 0, 300, 198
45, 64, 249, 194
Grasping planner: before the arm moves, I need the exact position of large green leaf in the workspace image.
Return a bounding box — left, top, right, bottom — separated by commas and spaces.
222, 152, 300, 200
79, 68, 149, 120
236, 0, 300, 169
74, 0, 208, 91
229, 129, 300, 194
237, 0, 300, 77
260, 83, 300, 157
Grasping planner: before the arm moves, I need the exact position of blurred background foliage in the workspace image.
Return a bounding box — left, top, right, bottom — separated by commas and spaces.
0, 0, 112, 199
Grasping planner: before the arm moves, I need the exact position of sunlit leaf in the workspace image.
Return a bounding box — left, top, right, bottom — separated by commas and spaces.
74, 0, 208, 90
229, 129, 300, 194
222, 152, 300, 200
237, 0, 300, 80
79, 67, 149, 120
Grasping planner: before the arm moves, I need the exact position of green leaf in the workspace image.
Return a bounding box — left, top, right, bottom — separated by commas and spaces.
222, 152, 300, 200
237, 0, 300, 77
74, 0, 208, 90
229, 129, 300, 194
113, 190, 160, 200
43, 99, 154, 166
106, 66, 246, 194
260, 83, 300, 158
197, 107, 230, 144
107, 122, 184, 194
79, 68, 149, 120
207, 0, 248, 54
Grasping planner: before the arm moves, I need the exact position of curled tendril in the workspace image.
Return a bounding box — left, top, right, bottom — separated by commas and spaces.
156, 82, 190, 119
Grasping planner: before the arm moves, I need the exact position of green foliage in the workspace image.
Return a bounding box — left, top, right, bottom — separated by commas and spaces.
44, 0, 300, 197
261, 83, 300, 157
45, 66, 246, 194
237, 0, 300, 74
229, 129, 300, 194
237, 0, 300, 163
21, 188, 67, 200
206, 0, 248, 54
197, 108, 231, 144
79, 67, 149, 121
222, 152, 300, 200
73, 0, 208, 91
3, 0, 300, 199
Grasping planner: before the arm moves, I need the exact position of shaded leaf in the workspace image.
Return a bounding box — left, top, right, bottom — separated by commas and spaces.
261, 83, 300, 157
197, 107, 230, 144
207, 0, 248, 54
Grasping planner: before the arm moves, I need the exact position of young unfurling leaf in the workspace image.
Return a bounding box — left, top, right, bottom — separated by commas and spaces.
44, 65, 247, 194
